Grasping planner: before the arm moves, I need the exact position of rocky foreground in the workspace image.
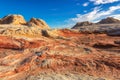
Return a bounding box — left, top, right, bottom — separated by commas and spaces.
0, 15, 119, 80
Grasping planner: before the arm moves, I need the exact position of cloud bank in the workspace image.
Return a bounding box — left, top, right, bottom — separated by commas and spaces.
69, 5, 120, 23
90, 0, 120, 5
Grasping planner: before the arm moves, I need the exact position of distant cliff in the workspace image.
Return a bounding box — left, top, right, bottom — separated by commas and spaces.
72, 17, 120, 35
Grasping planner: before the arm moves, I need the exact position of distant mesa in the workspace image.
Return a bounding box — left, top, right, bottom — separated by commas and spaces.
0, 14, 50, 29
98, 17, 120, 24
72, 17, 120, 29
27, 18, 50, 29
72, 21, 94, 29
0, 14, 26, 25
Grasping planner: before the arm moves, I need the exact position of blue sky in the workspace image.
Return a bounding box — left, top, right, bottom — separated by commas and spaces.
0, 0, 120, 28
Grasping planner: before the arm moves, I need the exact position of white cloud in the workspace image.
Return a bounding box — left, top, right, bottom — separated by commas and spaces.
90, 0, 120, 5
69, 5, 120, 23
70, 7, 99, 22
83, 2, 89, 7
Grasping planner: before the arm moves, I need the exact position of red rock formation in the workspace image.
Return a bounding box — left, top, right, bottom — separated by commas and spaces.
0, 36, 21, 49
0, 36, 46, 49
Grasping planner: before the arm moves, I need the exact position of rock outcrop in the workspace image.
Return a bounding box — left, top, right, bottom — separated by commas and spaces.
27, 18, 50, 29
0, 14, 26, 25
98, 17, 120, 24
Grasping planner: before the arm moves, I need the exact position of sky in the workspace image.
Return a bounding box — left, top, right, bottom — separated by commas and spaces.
0, 0, 120, 28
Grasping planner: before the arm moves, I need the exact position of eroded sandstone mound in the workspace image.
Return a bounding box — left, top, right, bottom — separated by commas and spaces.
27, 18, 50, 29
0, 14, 26, 25
0, 14, 50, 29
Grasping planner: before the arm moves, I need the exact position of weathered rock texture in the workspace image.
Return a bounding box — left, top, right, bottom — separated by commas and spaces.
0, 15, 119, 80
